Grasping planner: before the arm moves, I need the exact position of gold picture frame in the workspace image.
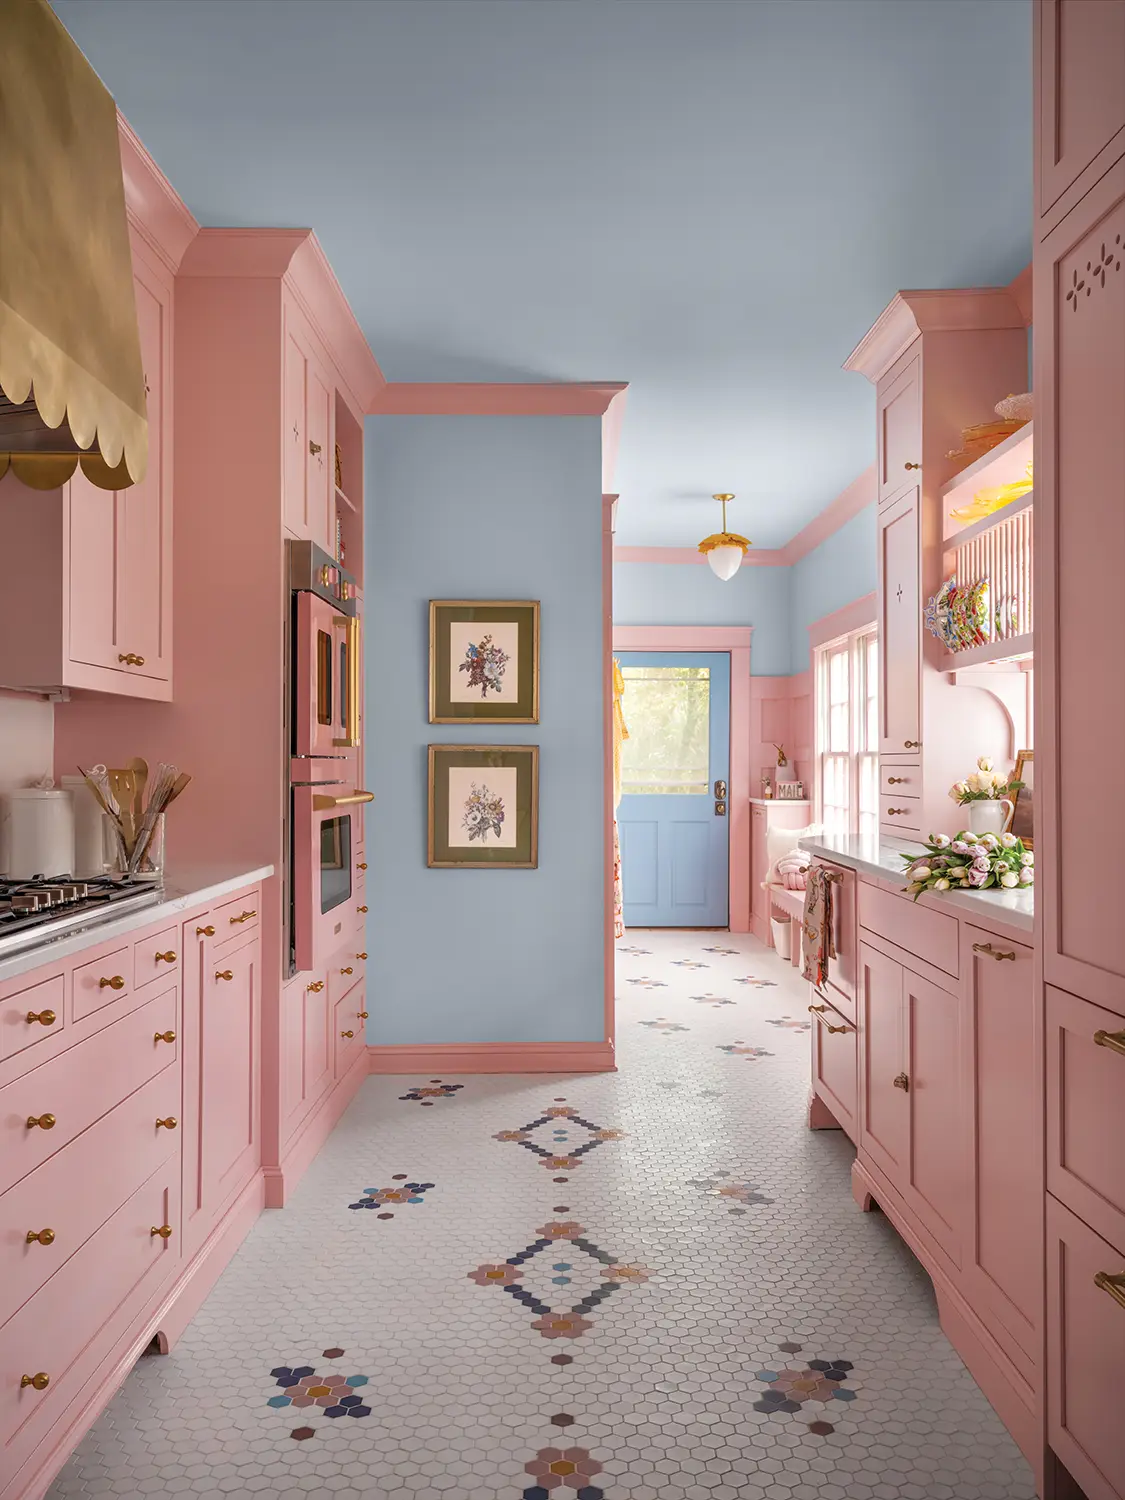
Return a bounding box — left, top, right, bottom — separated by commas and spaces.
429, 600, 540, 724
427, 744, 539, 869
1009, 749, 1033, 849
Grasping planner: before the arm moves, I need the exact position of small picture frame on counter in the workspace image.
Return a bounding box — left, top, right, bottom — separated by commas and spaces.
1008, 750, 1033, 848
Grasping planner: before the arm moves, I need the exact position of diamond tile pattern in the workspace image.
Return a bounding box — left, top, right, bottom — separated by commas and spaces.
49, 930, 1036, 1499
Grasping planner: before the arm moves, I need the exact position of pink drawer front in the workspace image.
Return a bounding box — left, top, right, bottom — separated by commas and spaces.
0, 975, 65, 1070
0, 1064, 179, 1328
0, 984, 178, 1198
858, 880, 959, 979
0, 1162, 179, 1475
333, 993, 366, 1080
810, 995, 857, 1141
213, 889, 261, 947
133, 925, 181, 990
1047, 984, 1125, 1254
72, 945, 132, 1022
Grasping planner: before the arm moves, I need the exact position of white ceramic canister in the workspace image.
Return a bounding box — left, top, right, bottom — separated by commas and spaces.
1, 788, 76, 878
60, 774, 112, 877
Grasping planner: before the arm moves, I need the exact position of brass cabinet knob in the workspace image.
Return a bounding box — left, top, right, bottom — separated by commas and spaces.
357, 862, 368, 870
20, 1372, 50, 1391
886, 808, 910, 816
357, 905, 368, 914
117, 652, 146, 666
150, 1224, 173, 1240
904, 462, 921, 471
356, 952, 367, 960
357, 1011, 369, 1019
886, 777, 907, 785
903, 740, 922, 749
155, 950, 177, 964
25, 1228, 55, 1246
156, 1117, 178, 1130
340, 1030, 355, 1039
215, 970, 234, 982
893, 1073, 910, 1092
99, 975, 125, 990
340, 966, 353, 976
26, 1009, 56, 1026
26, 1113, 55, 1130
307, 980, 325, 993
1094, 1028, 1125, 1058
154, 1030, 177, 1044
230, 909, 257, 924
196, 925, 215, 937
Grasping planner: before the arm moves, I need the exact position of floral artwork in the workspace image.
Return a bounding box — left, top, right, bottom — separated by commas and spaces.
459, 633, 510, 699
462, 782, 505, 842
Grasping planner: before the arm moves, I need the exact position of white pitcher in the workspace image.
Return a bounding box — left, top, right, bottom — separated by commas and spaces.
968, 799, 1014, 837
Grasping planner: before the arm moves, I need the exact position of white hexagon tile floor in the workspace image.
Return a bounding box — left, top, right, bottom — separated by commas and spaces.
49, 931, 1038, 1500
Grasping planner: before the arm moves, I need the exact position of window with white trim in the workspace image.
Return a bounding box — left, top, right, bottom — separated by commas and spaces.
816, 626, 878, 839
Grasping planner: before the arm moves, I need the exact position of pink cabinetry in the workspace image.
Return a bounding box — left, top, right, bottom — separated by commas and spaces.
877, 489, 921, 764
283, 304, 334, 553
876, 352, 921, 509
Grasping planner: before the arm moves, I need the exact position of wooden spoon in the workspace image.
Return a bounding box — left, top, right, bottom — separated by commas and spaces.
128, 757, 148, 833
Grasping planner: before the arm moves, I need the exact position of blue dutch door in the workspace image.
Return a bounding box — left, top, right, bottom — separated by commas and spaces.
616, 652, 731, 927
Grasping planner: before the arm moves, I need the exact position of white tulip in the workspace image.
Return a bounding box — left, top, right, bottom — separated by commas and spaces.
913, 865, 931, 882
934, 878, 951, 891
1000, 872, 1019, 889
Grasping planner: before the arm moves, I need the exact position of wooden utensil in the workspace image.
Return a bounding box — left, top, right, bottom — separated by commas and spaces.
128, 757, 148, 835
109, 769, 136, 854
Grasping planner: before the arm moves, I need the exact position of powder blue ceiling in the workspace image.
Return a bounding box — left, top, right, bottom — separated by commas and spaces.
54, 0, 1031, 548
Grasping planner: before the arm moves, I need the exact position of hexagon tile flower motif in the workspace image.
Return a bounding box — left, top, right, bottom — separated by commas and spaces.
753, 1357, 857, 1423
716, 1042, 775, 1060
523, 1445, 604, 1497
397, 1082, 464, 1105
266, 1366, 372, 1421
492, 1108, 625, 1172
348, 1181, 435, 1211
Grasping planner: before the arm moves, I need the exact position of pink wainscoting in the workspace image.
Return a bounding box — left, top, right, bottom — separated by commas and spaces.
367, 1042, 617, 1074
612, 625, 752, 932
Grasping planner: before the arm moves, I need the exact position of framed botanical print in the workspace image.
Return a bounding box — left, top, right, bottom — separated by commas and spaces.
428, 745, 539, 869
429, 600, 540, 723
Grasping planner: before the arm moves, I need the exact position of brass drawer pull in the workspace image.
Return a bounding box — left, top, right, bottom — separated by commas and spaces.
1094, 1270, 1125, 1312
903, 739, 922, 749
972, 942, 1016, 962
340, 966, 353, 976
117, 652, 146, 666
230, 909, 257, 924
196, 925, 215, 937
1094, 1029, 1125, 1058
307, 980, 325, 993
25, 1228, 55, 1246
156, 1117, 178, 1130
340, 1029, 355, 1039
26, 1113, 55, 1130
356, 952, 367, 960
808, 1004, 850, 1034
215, 970, 234, 982
886, 777, 907, 785
357, 1010, 369, 1019
150, 1224, 173, 1240
98, 975, 125, 990
893, 1073, 910, 1092
357, 862, 368, 870
155, 950, 177, 964
20, 1372, 50, 1391
357, 905, 368, 914
154, 1030, 177, 1044
26, 1009, 56, 1026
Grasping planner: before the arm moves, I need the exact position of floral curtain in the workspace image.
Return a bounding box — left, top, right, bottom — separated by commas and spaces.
612, 658, 628, 938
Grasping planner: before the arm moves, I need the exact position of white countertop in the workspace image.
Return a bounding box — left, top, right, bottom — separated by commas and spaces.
0, 864, 275, 986
798, 833, 1034, 936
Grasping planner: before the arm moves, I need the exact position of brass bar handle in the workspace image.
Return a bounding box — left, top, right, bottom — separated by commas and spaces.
808, 1004, 827, 1012
156, 1117, 178, 1130
1094, 1029, 1125, 1058
972, 942, 1016, 962
808, 1005, 851, 1034
99, 975, 125, 990
154, 1030, 177, 1044
20, 1373, 50, 1391
340, 1030, 355, 1039
229, 910, 257, 924
196, 925, 215, 937
313, 789, 375, 810
215, 971, 234, 983
356, 952, 367, 960
357, 905, 368, 914
1094, 1270, 1125, 1312
307, 980, 325, 993
25, 1229, 55, 1246
357, 1011, 369, 1019
155, 950, 177, 964
150, 1224, 173, 1240
893, 1073, 910, 1092
26, 1113, 55, 1130
340, 966, 353, 976
117, 652, 146, 666
26, 1009, 56, 1026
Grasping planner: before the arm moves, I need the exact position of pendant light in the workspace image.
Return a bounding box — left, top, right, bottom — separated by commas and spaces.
698, 493, 751, 580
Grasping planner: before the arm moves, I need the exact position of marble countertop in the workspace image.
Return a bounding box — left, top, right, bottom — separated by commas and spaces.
0, 863, 275, 986
797, 833, 1034, 936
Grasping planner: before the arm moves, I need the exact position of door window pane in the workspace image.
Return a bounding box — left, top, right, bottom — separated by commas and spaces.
620, 666, 710, 794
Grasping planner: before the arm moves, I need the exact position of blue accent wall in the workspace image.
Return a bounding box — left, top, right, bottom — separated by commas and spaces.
364, 415, 605, 1045
789, 505, 878, 670
612, 563, 791, 675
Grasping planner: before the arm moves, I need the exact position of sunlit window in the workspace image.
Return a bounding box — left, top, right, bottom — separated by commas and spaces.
815, 627, 878, 839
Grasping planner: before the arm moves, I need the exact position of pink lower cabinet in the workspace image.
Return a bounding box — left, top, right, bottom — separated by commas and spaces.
279, 968, 332, 1142
1046, 1194, 1125, 1500
809, 994, 857, 1139
858, 942, 910, 1187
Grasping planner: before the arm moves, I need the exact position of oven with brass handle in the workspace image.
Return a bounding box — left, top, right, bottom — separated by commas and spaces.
20, 1373, 50, 1391
1094, 1028, 1125, 1057
313, 789, 374, 811
150, 1224, 173, 1240
155, 950, 176, 964
229, 909, 257, 925
156, 1117, 178, 1130
331, 614, 362, 750
98, 975, 125, 990
972, 942, 1016, 962
154, 1030, 176, 1044
1094, 1270, 1125, 1312
26, 1113, 55, 1130
25, 1228, 55, 1246
25, 1009, 56, 1026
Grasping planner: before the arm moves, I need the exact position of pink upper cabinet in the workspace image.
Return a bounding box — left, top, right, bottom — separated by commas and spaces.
878, 489, 921, 759
1037, 0, 1125, 223
876, 352, 922, 508
283, 302, 334, 555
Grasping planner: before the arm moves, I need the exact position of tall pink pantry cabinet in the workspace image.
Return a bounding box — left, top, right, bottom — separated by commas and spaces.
1034, 4, 1125, 1499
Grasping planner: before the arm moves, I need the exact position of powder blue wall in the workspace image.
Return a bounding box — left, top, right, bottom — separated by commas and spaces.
612, 562, 791, 675
789, 504, 877, 669
365, 415, 605, 1045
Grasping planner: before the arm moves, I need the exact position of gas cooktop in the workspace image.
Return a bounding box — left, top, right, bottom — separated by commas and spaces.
0, 875, 164, 962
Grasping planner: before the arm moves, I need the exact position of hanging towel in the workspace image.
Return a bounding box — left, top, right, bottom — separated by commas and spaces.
801, 867, 836, 988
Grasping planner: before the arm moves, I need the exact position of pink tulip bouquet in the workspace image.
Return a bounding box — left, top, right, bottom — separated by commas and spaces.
900, 831, 1034, 901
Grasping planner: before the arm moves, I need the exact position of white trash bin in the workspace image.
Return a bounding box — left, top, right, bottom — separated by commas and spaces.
770, 914, 792, 960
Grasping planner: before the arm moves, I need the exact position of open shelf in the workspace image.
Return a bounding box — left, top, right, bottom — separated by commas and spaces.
942, 422, 1033, 538
944, 633, 1033, 670
335, 484, 357, 514
942, 488, 1033, 551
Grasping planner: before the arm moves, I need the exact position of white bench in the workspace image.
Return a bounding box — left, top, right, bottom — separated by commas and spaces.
765, 883, 805, 967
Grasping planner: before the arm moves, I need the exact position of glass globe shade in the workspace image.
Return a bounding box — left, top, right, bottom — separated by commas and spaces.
706, 545, 743, 581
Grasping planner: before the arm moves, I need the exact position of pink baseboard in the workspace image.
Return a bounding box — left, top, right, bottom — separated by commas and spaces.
367, 1040, 617, 1075
263, 1047, 370, 1209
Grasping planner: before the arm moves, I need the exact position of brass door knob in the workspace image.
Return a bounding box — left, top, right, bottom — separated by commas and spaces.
26, 1113, 55, 1130
340, 966, 353, 976
156, 1117, 178, 1130
117, 652, 146, 666
20, 1372, 50, 1391
196, 925, 215, 937
307, 980, 325, 993
99, 975, 125, 990
26, 1009, 56, 1025
230, 910, 257, 924
357, 1011, 369, 1019
215, 970, 234, 982
904, 462, 921, 471
886, 777, 907, 785
25, 1228, 55, 1246
357, 905, 368, 914
356, 952, 367, 960
357, 862, 368, 870
150, 1224, 173, 1240
155, 950, 176, 963
340, 1030, 355, 1039
893, 1073, 910, 1092
154, 1030, 176, 1044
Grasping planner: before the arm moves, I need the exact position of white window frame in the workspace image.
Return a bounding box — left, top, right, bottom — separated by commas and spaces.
815, 625, 878, 840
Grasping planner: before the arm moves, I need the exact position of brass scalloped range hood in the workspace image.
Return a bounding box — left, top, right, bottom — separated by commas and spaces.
0, 0, 147, 491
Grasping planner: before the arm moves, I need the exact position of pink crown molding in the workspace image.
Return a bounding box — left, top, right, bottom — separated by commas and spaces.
369, 381, 627, 417
807, 592, 878, 652
179, 228, 385, 416
118, 114, 199, 273
844, 287, 1026, 384
601, 388, 627, 491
